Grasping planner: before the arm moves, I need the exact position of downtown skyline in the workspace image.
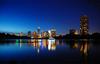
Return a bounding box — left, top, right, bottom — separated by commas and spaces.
0, 0, 100, 34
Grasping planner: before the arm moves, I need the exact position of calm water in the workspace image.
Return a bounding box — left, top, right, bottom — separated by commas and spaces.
0, 39, 99, 64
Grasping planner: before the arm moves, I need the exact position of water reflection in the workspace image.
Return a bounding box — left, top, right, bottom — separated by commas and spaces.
0, 39, 93, 63
48, 39, 56, 50
80, 39, 89, 56
65, 39, 91, 64
79, 39, 90, 64
15, 39, 90, 57
65, 39, 90, 55
16, 39, 57, 53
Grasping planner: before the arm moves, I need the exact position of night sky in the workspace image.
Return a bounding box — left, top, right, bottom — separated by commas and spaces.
0, 0, 100, 34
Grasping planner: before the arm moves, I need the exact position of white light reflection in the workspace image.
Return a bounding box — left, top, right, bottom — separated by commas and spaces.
48, 39, 56, 51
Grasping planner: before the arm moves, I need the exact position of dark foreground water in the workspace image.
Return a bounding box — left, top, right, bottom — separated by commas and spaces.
0, 39, 99, 64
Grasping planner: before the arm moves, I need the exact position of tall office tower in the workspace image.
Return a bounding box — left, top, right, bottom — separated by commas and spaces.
80, 15, 89, 35
33, 31, 38, 38
28, 31, 31, 37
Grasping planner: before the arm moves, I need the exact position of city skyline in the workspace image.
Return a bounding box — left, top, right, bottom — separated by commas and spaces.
0, 0, 100, 34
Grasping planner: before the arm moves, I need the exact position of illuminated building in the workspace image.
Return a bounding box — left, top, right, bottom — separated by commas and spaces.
51, 28, 56, 38
20, 32, 23, 36
28, 31, 31, 37
42, 39, 48, 47
48, 30, 51, 37
38, 34, 41, 38
80, 15, 89, 35
42, 31, 49, 38
41, 32, 45, 38
32, 31, 38, 38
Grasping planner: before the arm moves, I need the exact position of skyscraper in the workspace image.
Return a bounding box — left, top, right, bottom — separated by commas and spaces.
80, 15, 89, 35
33, 31, 38, 38
28, 31, 31, 37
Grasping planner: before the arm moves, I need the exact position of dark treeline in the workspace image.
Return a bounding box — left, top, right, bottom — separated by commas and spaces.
0, 32, 100, 40
54, 33, 100, 43
0, 32, 100, 44
0, 33, 29, 39
0, 33, 49, 39
55, 33, 100, 39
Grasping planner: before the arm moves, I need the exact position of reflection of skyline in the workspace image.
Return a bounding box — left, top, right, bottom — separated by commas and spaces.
65, 39, 91, 64
65, 39, 90, 55
80, 40, 89, 56
2, 39, 93, 63
17, 39, 57, 53
16, 39, 91, 55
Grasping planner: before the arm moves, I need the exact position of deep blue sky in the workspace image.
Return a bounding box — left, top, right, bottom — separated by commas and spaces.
0, 0, 100, 34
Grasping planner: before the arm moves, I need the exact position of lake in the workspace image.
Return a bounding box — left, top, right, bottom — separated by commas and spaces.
0, 39, 99, 64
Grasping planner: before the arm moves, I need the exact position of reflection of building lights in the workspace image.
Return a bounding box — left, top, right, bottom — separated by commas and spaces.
80, 43, 88, 56
31, 37, 34, 38
20, 42, 22, 48
48, 40, 51, 50
37, 48, 40, 53
16, 39, 19, 43
73, 43, 78, 48
32, 43, 36, 47
84, 43, 88, 55
19, 39, 22, 47
80, 45, 83, 51
48, 39, 56, 51
42, 40, 47, 47
38, 39, 42, 42
56, 40, 59, 45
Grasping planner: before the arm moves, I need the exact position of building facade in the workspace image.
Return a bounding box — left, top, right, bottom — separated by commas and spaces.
42, 31, 49, 38
51, 29, 56, 37
80, 15, 89, 35
28, 31, 31, 37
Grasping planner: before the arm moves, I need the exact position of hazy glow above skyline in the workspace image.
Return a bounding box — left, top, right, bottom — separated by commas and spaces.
0, 0, 100, 34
